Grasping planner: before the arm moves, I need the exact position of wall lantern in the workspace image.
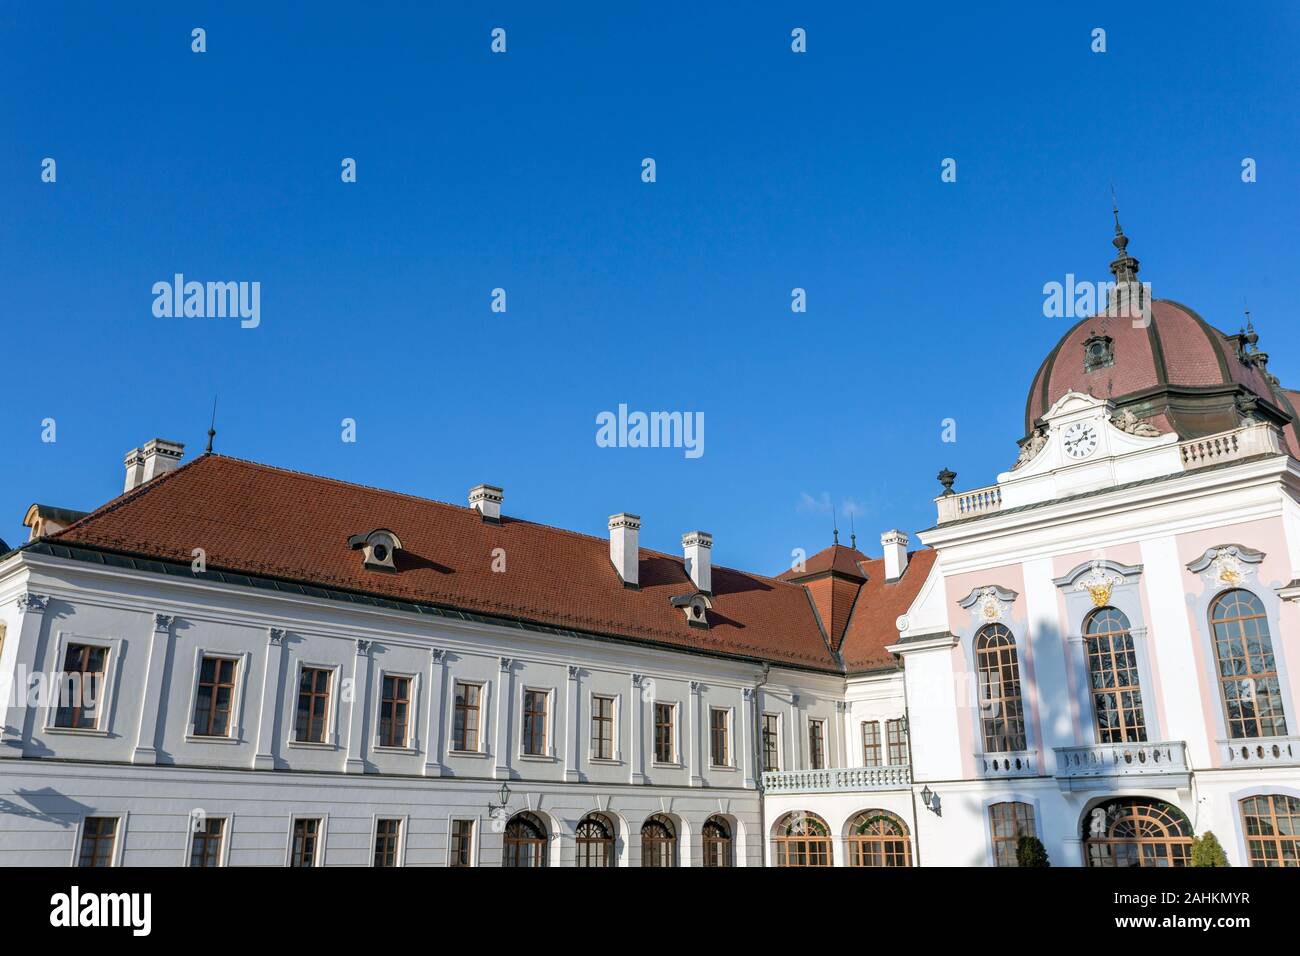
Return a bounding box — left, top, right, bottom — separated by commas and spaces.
921, 785, 942, 816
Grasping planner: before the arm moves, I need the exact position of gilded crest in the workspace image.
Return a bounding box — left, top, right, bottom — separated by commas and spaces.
1075, 561, 1124, 608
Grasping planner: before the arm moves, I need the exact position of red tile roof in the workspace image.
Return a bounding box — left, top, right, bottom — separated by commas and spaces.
47, 455, 932, 673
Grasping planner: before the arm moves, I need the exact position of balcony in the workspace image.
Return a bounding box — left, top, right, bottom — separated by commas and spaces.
762, 765, 911, 794
1054, 741, 1190, 791
1218, 736, 1300, 768
934, 422, 1286, 525
977, 751, 1038, 778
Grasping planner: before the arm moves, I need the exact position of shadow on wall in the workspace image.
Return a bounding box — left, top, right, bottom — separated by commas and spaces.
2, 787, 95, 827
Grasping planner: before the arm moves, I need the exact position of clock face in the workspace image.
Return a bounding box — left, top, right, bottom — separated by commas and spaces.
1062, 422, 1099, 459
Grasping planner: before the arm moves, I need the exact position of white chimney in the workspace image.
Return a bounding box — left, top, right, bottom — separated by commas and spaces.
468, 484, 503, 523
124, 439, 184, 492
682, 530, 713, 593
608, 513, 641, 588
123, 447, 145, 492
881, 530, 909, 581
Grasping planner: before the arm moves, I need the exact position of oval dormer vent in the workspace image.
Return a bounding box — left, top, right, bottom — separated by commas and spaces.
348, 528, 403, 572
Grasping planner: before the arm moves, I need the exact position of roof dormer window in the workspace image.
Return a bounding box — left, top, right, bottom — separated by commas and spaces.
670, 591, 713, 629
1083, 332, 1114, 372
347, 528, 403, 572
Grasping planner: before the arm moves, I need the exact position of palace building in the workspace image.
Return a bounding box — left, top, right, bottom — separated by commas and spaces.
2, 222, 1299, 867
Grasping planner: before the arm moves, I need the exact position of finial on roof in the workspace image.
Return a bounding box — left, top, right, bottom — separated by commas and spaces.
205, 396, 218, 455
849, 514, 857, 550
1108, 189, 1140, 284
937, 467, 957, 496
832, 504, 839, 546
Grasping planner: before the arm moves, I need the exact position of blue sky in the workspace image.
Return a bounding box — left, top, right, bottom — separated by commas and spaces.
2, 3, 1297, 574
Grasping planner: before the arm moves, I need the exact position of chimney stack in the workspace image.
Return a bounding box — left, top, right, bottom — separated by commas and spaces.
468, 484, 503, 523
608, 513, 641, 588
682, 531, 713, 593
124, 439, 184, 492
881, 530, 909, 582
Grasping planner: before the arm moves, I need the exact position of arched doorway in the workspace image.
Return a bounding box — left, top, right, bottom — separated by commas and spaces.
846, 810, 912, 866
575, 813, 615, 867
502, 811, 548, 867
772, 811, 832, 867
702, 815, 733, 867
1082, 798, 1193, 867
641, 814, 677, 867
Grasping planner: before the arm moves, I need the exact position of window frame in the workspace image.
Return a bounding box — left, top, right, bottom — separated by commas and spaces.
1209, 589, 1289, 741
575, 812, 617, 868
1083, 607, 1148, 744
861, 720, 882, 767
709, 706, 731, 768
1239, 793, 1300, 867
183, 648, 251, 743
44, 633, 122, 736
653, 700, 678, 765
375, 671, 416, 751
447, 817, 477, 867
289, 662, 338, 747
590, 693, 618, 762
519, 685, 553, 759
74, 812, 127, 868
449, 680, 486, 754
371, 815, 406, 868
187, 814, 230, 868
987, 800, 1037, 867
190, 654, 241, 739
808, 718, 826, 770
886, 718, 909, 766
286, 815, 328, 868
761, 712, 781, 772
846, 809, 912, 867
702, 815, 733, 867
974, 623, 1028, 754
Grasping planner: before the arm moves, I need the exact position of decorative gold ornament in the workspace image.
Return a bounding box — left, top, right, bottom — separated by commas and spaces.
1075, 562, 1124, 608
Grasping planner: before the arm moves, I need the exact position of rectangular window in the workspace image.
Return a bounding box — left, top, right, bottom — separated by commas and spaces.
294, 667, 331, 744
522, 689, 548, 756
592, 695, 615, 760
374, 819, 401, 867
290, 818, 321, 867
654, 702, 675, 763
862, 720, 882, 767
78, 816, 117, 867
190, 817, 225, 867
193, 656, 237, 737
452, 682, 482, 752
808, 719, 825, 770
379, 675, 411, 748
762, 714, 780, 772
887, 718, 909, 765
449, 819, 475, 867
710, 707, 729, 766
56, 643, 108, 729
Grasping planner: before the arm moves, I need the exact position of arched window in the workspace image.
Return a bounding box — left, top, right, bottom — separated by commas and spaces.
773, 812, 832, 867
574, 813, 614, 867
702, 816, 732, 867
975, 624, 1027, 752
1210, 590, 1288, 739
1084, 607, 1147, 743
502, 811, 548, 868
989, 801, 1037, 867
1083, 799, 1192, 867
846, 810, 911, 867
640, 814, 677, 867
1240, 794, 1300, 866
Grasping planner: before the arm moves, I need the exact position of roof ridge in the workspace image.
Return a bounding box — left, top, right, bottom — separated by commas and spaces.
68, 453, 808, 591
50, 453, 205, 540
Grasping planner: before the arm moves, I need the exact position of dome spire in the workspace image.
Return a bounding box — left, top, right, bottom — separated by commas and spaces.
1109, 189, 1140, 284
